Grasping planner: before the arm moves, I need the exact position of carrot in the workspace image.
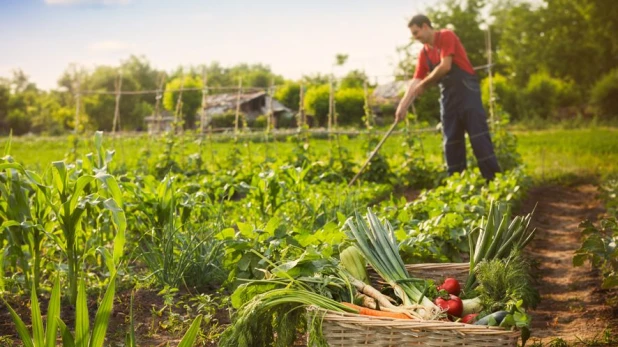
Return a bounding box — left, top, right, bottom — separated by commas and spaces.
341, 302, 411, 319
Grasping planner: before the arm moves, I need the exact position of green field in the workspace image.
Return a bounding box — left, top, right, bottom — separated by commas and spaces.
4, 127, 617, 181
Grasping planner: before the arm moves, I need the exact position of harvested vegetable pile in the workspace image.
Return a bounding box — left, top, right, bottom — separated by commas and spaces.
220, 201, 539, 347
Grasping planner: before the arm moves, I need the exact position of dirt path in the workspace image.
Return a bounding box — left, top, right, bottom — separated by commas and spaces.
520, 184, 618, 344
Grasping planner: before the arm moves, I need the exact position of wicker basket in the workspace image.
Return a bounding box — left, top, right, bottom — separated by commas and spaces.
310, 263, 520, 347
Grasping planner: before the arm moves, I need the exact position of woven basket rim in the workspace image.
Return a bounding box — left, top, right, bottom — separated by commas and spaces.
310, 307, 520, 337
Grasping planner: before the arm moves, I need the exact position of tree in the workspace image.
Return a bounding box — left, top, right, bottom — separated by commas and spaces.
120, 55, 159, 91
428, 0, 488, 68
304, 84, 330, 126
274, 82, 301, 111
301, 73, 330, 86
163, 75, 203, 129
0, 80, 9, 133
340, 70, 372, 89
82, 65, 140, 131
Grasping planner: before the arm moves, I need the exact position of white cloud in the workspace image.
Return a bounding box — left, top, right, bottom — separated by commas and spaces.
44, 0, 132, 5
88, 40, 132, 53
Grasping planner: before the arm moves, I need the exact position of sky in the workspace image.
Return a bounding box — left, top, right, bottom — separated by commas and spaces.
0, 0, 439, 90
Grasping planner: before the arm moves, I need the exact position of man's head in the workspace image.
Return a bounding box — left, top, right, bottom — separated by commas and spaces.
408, 14, 433, 44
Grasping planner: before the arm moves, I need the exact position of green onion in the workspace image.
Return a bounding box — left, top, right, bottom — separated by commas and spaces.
345, 208, 439, 318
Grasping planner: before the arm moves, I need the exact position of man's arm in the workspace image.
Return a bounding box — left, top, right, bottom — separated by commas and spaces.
413, 55, 452, 97
395, 78, 421, 122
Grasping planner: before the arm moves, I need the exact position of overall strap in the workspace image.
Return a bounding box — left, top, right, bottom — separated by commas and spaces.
423, 46, 436, 72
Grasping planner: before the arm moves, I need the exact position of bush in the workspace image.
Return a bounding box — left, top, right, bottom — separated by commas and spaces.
335, 87, 365, 126
276, 114, 296, 128
210, 111, 239, 128
524, 72, 579, 119
251, 115, 268, 129
481, 73, 522, 120
304, 86, 379, 127
6, 109, 32, 135
590, 68, 618, 119
304, 84, 330, 126
274, 82, 300, 111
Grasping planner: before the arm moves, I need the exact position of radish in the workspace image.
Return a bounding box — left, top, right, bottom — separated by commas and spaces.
435, 294, 463, 317
461, 313, 479, 324
437, 278, 461, 296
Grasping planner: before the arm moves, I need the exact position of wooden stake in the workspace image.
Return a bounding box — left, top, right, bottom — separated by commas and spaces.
298, 83, 305, 129
200, 68, 208, 134
174, 71, 185, 133
153, 73, 166, 134
268, 79, 274, 132
328, 77, 333, 132
234, 77, 243, 138
363, 78, 371, 129
74, 78, 80, 133
112, 72, 123, 134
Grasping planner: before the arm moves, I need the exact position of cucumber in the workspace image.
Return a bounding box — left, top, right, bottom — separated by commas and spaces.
474, 311, 509, 326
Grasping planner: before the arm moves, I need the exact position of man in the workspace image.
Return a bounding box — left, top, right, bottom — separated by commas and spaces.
396, 14, 501, 180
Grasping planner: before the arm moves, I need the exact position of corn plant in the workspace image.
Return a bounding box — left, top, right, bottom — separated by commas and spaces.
0, 132, 126, 302
6, 273, 118, 347
57, 274, 116, 347
46, 162, 125, 304
3, 276, 61, 347
0, 158, 51, 293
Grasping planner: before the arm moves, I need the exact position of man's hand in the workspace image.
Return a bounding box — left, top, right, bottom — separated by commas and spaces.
395, 105, 407, 123
395, 78, 421, 123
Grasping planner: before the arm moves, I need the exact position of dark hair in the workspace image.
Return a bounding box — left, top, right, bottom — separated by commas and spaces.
408, 14, 432, 28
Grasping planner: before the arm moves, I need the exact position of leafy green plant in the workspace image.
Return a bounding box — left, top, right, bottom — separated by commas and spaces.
590, 68, 618, 119
573, 218, 618, 288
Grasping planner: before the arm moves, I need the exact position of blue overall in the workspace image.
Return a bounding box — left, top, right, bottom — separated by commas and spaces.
424, 48, 501, 180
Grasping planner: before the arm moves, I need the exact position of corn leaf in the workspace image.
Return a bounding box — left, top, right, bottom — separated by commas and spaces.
45, 276, 61, 347
57, 318, 75, 347
89, 274, 116, 347
4, 299, 34, 347
177, 315, 203, 347
31, 286, 45, 347
75, 278, 90, 347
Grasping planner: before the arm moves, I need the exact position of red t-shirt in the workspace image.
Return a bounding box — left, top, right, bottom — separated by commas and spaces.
413, 29, 476, 80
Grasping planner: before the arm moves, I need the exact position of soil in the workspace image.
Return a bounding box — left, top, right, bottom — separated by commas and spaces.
520, 184, 618, 345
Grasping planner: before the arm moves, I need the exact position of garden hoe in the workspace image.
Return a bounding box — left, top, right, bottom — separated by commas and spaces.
348, 100, 416, 186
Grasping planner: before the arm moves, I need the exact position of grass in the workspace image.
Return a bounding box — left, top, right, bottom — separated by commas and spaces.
516, 127, 618, 184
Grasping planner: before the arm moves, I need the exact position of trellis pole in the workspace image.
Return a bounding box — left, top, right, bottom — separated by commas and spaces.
74, 78, 80, 133
328, 77, 335, 131
174, 71, 185, 133
363, 78, 372, 129
112, 71, 123, 134
153, 73, 166, 134
267, 78, 274, 133
234, 77, 243, 139
200, 68, 208, 135
298, 83, 305, 129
